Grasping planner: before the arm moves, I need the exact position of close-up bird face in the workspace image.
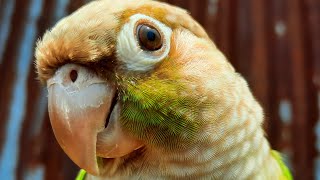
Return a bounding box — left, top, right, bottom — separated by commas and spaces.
35, 0, 286, 179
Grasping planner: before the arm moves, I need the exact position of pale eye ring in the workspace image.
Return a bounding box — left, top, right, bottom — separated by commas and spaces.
136, 24, 163, 51
116, 14, 172, 71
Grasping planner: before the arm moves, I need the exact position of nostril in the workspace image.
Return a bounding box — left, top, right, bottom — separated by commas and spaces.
69, 70, 78, 82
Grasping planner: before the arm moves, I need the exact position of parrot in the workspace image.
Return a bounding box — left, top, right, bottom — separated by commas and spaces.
34, 0, 292, 179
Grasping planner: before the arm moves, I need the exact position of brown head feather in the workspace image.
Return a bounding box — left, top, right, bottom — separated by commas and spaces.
35, 0, 209, 83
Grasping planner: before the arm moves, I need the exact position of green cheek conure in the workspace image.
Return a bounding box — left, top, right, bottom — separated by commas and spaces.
35, 0, 293, 179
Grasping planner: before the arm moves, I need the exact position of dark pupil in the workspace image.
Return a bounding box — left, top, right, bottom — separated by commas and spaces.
137, 24, 162, 51
147, 31, 156, 41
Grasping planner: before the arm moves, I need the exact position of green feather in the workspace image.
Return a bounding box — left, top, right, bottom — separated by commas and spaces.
271, 150, 293, 180
75, 169, 86, 180
118, 74, 210, 149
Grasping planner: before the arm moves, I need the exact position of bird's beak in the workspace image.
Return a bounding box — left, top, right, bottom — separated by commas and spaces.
47, 64, 143, 175
46, 64, 117, 175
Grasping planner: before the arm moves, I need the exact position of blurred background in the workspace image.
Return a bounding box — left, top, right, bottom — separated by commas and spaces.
0, 0, 319, 179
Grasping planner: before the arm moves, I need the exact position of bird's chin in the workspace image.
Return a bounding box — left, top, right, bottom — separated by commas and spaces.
96, 101, 143, 159
93, 99, 144, 175
95, 146, 145, 176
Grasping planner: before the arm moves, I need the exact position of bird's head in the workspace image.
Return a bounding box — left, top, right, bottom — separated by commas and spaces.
35, 0, 244, 176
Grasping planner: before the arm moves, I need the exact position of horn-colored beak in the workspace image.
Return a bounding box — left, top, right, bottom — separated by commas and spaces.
47, 64, 115, 175
47, 64, 142, 176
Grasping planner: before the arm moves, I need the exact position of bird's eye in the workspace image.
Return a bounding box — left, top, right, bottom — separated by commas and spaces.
116, 14, 172, 71
137, 24, 162, 51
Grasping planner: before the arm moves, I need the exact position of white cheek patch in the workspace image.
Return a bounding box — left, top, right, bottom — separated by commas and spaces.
116, 14, 172, 71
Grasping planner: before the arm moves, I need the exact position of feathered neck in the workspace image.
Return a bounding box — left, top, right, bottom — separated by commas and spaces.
141, 87, 282, 179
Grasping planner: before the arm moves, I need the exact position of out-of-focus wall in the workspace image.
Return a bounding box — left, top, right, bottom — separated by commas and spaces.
0, 0, 319, 179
